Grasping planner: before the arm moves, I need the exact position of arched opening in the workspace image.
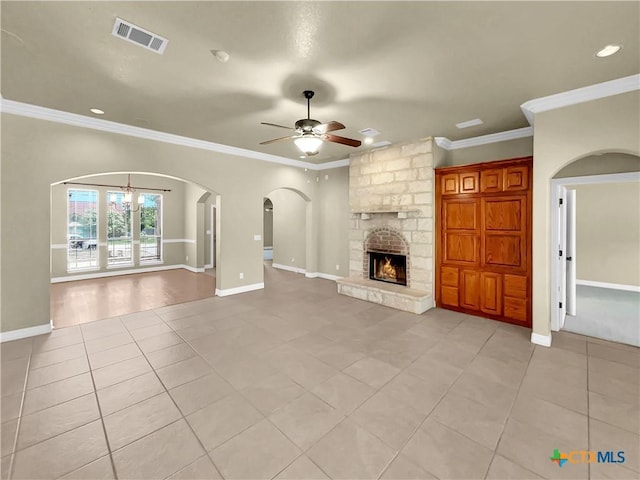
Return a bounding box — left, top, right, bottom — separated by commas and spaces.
50, 171, 221, 327
263, 198, 274, 262
262, 187, 312, 282
550, 153, 640, 346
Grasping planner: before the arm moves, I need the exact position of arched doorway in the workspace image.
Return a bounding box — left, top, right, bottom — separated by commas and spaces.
262, 187, 312, 280
550, 153, 640, 346
50, 172, 221, 327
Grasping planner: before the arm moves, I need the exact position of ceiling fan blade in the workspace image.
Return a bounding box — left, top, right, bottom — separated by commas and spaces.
324, 134, 362, 148
259, 135, 298, 145
313, 121, 345, 134
261, 122, 293, 130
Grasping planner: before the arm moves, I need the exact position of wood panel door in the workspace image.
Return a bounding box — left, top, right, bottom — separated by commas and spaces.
442, 198, 480, 266
482, 195, 527, 270
480, 272, 502, 315
436, 157, 532, 328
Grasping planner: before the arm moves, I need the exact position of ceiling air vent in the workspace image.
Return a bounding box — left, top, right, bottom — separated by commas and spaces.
112, 17, 168, 54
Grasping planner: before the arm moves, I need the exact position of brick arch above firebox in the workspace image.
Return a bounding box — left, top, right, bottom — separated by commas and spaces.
364, 227, 410, 256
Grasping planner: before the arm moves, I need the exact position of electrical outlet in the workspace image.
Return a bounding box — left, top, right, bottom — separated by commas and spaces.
239, 272, 244, 279
291, 257, 295, 263
336, 264, 340, 270
186, 256, 189, 262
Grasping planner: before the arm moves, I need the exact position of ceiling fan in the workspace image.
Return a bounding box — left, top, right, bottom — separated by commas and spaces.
260, 90, 362, 156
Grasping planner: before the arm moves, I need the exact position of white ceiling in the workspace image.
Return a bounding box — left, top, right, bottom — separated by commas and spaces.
1, 1, 638, 163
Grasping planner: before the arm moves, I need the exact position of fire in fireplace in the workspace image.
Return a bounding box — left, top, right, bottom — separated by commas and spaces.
369, 252, 407, 286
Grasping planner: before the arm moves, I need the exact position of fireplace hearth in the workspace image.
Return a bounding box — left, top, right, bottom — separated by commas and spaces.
369, 252, 407, 286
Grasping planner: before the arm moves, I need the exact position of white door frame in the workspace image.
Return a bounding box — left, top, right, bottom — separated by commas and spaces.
209, 204, 216, 268
566, 188, 577, 317
550, 171, 640, 331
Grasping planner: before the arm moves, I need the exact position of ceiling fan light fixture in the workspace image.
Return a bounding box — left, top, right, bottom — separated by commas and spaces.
294, 135, 323, 156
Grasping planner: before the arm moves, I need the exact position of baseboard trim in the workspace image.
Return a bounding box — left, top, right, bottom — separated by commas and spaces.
215, 283, 264, 297
182, 265, 205, 273
1, 320, 53, 343
531, 332, 552, 347
305, 272, 343, 281
51, 264, 203, 283
576, 280, 640, 293
272, 263, 306, 275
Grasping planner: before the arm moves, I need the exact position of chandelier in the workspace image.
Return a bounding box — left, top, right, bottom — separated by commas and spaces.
109, 174, 145, 212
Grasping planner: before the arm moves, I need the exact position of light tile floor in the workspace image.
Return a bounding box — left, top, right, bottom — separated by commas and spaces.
2, 266, 639, 479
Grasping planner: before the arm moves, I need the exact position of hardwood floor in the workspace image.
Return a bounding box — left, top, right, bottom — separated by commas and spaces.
51, 269, 215, 328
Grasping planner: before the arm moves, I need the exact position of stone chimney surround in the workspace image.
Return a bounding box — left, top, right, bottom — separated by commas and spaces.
336, 137, 434, 314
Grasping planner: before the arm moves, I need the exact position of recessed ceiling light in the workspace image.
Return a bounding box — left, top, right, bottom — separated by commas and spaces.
456, 118, 483, 129
596, 44, 622, 58
211, 49, 230, 63
363, 137, 374, 145
372, 140, 392, 148
90, 108, 105, 115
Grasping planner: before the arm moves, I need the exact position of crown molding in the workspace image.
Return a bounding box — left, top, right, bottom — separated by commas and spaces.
4, 74, 638, 163
435, 126, 533, 151
436, 74, 639, 151
434, 136, 452, 150
315, 158, 350, 170
0, 98, 338, 171
521, 74, 640, 125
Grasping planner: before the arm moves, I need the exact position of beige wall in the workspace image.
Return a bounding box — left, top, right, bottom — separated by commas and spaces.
203, 199, 216, 267
317, 167, 349, 277
555, 152, 640, 178
435, 136, 533, 167
570, 182, 640, 286
50, 174, 189, 278
267, 188, 307, 270
0, 114, 344, 333
532, 90, 640, 339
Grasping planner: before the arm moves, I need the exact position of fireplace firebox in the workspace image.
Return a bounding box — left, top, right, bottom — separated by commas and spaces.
369, 252, 407, 286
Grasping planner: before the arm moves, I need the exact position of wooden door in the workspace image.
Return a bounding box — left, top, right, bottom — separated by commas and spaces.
460, 270, 480, 310
436, 157, 532, 328
442, 198, 480, 265
482, 195, 526, 269
480, 272, 502, 315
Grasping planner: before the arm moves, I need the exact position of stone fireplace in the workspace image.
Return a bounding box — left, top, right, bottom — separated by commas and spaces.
336, 138, 434, 314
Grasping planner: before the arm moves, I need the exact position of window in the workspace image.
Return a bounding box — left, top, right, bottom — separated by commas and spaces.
140, 194, 162, 262
107, 192, 133, 266
67, 189, 98, 271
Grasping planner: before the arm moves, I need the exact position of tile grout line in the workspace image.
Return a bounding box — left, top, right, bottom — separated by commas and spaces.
162, 305, 344, 479
7, 345, 33, 480
481, 333, 537, 479
78, 325, 119, 480
375, 325, 498, 480
126, 314, 228, 479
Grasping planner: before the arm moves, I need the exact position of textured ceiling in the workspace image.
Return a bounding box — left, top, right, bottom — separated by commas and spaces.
1, 1, 638, 163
